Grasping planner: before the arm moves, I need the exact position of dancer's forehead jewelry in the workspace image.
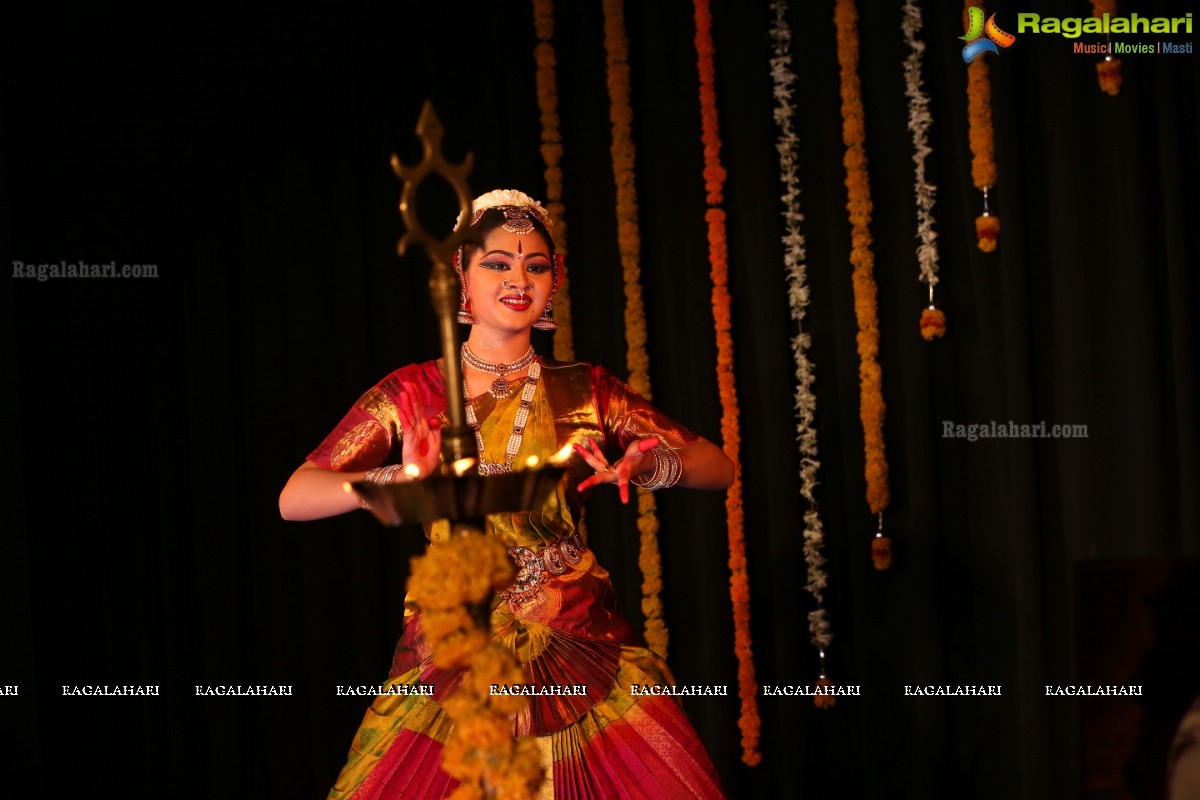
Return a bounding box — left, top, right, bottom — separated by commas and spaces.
455, 189, 554, 240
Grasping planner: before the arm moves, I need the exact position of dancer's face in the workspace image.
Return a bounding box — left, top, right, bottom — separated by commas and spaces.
464, 229, 554, 335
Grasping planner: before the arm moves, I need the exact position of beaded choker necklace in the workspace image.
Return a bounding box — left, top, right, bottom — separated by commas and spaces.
461, 343, 536, 399
464, 359, 541, 476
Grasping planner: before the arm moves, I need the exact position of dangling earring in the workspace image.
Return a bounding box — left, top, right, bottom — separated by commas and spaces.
533, 253, 560, 330
533, 298, 556, 330
458, 297, 475, 325
454, 248, 474, 324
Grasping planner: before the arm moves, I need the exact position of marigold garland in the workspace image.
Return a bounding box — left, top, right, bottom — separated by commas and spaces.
920, 306, 946, 340
1091, 0, 1123, 95
871, 530, 893, 570
532, 0, 575, 361
835, 0, 892, 566
407, 536, 543, 798
903, 0, 947, 339
965, 0, 999, 252
601, 0, 669, 661
694, 0, 761, 764
1096, 57, 1122, 95
814, 674, 836, 710
975, 214, 999, 253
768, 0, 833, 690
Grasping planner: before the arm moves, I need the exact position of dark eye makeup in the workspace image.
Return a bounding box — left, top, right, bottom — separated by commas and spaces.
478, 260, 551, 274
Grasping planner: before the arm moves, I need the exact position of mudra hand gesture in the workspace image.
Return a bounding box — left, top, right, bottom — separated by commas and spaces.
574, 437, 660, 504
398, 380, 442, 479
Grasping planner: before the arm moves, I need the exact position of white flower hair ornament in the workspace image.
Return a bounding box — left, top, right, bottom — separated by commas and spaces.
456, 189, 554, 239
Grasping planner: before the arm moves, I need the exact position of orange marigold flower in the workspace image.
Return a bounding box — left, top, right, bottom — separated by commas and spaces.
420, 607, 475, 646
1096, 59, 1122, 95
441, 691, 485, 722
442, 734, 487, 782
455, 712, 514, 757
463, 645, 525, 698
432, 629, 489, 670
920, 307, 947, 340
814, 675, 837, 709
872, 535, 893, 570
975, 215, 1000, 253
408, 536, 513, 610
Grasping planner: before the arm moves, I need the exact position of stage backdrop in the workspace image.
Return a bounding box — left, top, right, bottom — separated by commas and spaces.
2, 0, 1197, 797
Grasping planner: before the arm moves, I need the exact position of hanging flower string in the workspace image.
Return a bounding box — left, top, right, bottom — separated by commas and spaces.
532, 0, 575, 361
1091, 0, 1122, 95
694, 0, 762, 762
601, 0, 670, 661
407, 538, 543, 799
768, 0, 835, 708
835, 0, 892, 568
919, 303, 946, 341
965, 0, 999, 252
902, 0, 946, 341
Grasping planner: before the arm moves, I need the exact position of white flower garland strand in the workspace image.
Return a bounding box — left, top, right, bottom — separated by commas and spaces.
902, 0, 941, 296
769, 0, 830, 652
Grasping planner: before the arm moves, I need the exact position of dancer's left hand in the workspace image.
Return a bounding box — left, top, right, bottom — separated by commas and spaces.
574, 437, 659, 504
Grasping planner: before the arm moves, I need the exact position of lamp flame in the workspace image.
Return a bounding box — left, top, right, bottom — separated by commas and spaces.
549, 444, 575, 465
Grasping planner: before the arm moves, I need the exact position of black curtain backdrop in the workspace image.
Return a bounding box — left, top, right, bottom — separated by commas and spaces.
2, 0, 1197, 797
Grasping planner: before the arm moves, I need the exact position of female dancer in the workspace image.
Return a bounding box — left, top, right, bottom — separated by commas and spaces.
280, 189, 732, 799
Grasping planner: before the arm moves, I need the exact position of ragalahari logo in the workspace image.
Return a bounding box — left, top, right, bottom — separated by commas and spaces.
961, 6, 1017, 62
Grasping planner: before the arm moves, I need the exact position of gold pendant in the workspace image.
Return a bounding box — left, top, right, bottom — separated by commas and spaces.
477, 459, 513, 476
490, 377, 512, 398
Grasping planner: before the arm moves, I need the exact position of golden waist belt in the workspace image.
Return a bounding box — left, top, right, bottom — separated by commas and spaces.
503, 533, 586, 599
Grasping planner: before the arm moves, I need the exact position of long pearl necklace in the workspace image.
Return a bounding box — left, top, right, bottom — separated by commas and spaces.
461, 342, 536, 399
464, 359, 541, 476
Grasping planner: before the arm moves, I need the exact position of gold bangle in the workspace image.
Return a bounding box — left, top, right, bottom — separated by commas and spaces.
358, 464, 406, 510
630, 436, 682, 491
